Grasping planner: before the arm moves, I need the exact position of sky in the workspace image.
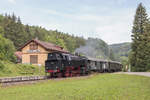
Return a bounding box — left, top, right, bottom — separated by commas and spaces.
1, 0, 150, 44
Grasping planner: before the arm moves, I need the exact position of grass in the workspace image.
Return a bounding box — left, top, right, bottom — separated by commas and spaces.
0, 74, 150, 100
0, 61, 45, 77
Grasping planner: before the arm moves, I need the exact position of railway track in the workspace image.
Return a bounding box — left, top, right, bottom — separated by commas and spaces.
0, 75, 51, 87
0, 76, 47, 83
0, 74, 92, 87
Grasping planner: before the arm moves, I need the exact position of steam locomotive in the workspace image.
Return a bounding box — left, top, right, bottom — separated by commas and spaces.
45, 52, 122, 77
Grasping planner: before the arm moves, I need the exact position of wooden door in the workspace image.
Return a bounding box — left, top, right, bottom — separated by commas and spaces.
30, 55, 38, 64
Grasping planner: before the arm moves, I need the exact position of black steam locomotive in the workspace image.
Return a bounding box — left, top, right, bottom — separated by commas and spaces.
45, 52, 122, 77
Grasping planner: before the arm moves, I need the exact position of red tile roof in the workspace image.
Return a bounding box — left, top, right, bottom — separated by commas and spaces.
18, 39, 69, 53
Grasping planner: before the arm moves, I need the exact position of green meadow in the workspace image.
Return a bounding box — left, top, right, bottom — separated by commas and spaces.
0, 74, 150, 100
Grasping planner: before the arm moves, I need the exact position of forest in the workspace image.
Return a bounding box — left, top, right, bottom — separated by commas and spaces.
0, 13, 87, 61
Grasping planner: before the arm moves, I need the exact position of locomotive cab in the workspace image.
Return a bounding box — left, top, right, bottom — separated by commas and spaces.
47, 52, 62, 60
45, 52, 64, 73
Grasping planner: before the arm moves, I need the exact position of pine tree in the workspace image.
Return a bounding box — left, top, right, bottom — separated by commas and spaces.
143, 20, 150, 71
3, 14, 27, 48
25, 24, 32, 41
109, 49, 115, 61
34, 27, 45, 40
0, 26, 4, 36
130, 3, 149, 71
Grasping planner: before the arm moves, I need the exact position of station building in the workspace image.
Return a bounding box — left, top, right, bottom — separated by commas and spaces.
15, 39, 68, 66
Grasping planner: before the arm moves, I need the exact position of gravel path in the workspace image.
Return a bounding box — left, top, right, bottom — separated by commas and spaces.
116, 72, 150, 77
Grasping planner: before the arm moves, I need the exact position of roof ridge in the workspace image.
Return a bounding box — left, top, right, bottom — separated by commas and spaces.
18, 39, 68, 53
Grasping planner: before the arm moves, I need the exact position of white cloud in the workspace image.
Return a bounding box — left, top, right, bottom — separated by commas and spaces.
42, 8, 134, 44
6, 1, 135, 44
95, 23, 131, 44
8, 0, 16, 4
43, 9, 73, 18
43, 9, 102, 21
40, 23, 63, 31
94, 10, 134, 44
115, 0, 127, 5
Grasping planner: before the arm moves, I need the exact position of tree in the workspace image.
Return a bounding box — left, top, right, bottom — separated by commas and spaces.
3, 14, 28, 49
121, 56, 130, 72
109, 49, 115, 61
0, 35, 16, 62
33, 27, 46, 41
64, 37, 76, 53
25, 24, 33, 41
0, 26, 4, 36
130, 3, 149, 71
45, 34, 67, 50
143, 20, 150, 71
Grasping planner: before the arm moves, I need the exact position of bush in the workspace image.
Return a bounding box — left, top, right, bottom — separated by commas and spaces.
0, 61, 45, 77
0, 35, 16, 62
0, 61, 4, 70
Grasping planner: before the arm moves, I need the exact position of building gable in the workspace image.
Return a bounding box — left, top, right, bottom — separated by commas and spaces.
22, 41, 48, 53
19, 39, 68, 53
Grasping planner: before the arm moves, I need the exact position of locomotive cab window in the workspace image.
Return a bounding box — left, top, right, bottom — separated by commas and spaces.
56, 54, 61, 59
48, 53, 53, 58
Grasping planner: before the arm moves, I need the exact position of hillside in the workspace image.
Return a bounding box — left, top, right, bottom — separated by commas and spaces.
109, 42, 131, 61
75, 38, 115, 60
75, 38, 132, 61
0, 14, 85, 53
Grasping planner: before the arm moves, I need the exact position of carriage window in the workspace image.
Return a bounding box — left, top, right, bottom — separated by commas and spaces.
30, 42, 38, 50
95, 62, 97, 65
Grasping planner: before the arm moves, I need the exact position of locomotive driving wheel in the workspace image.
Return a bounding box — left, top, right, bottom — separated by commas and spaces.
57, 72, 62, 78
